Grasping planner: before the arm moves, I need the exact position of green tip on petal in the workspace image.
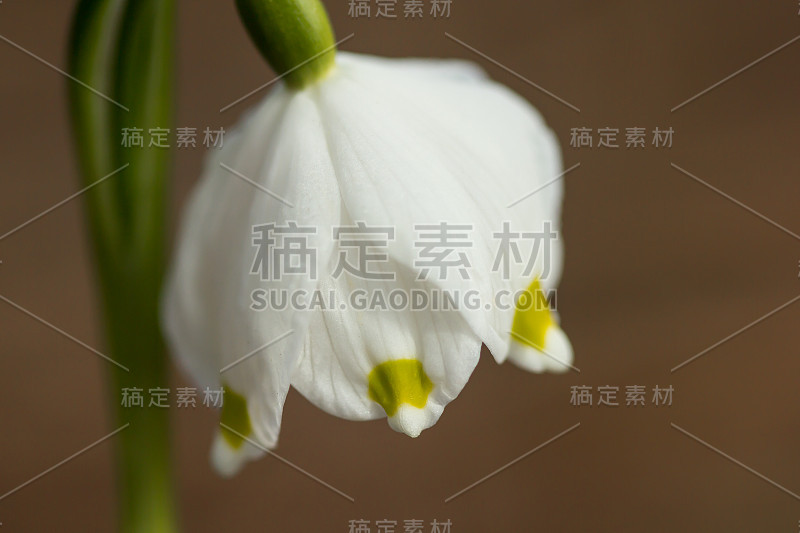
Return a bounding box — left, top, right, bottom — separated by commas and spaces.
220, 385, 253, 449
235, 0, 337, 89
511, 278, 553, 350
507, 278, 574, 374
368, 359, 433, 417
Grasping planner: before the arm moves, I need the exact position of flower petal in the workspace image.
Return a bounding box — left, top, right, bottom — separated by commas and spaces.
291, 260, 481, 438
507, 278, 574, 373
162, 86, 341, 473
312, 53, 568, 365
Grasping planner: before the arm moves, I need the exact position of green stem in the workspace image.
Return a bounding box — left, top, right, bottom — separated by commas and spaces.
103, 270, 175, 533
235, 0, 338, 88
68, 1, 178, 532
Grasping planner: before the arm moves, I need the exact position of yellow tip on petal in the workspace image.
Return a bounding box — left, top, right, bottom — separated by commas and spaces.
220, 385, 253, 449
368, 359, 433, 418
510, 278, 553, 350
211, 386, 264, 477
509, 279, 573, 373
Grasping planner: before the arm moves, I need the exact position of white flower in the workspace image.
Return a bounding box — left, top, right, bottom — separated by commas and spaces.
162, 52, 573, 477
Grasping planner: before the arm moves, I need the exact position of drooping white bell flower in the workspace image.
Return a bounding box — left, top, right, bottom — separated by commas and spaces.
163, 2, 573, 477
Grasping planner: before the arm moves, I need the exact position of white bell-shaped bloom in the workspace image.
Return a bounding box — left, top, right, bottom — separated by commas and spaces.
162, 52, 573, 476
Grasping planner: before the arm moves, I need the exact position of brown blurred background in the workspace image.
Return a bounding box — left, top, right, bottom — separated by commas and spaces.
2, 1, 800, 531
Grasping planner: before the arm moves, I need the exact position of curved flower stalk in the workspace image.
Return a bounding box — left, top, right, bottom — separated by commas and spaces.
69, 0, 177, 531
163, 0, 573, 477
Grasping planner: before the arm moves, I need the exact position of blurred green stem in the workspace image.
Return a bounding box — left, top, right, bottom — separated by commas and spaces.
68, 1, 177, 532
